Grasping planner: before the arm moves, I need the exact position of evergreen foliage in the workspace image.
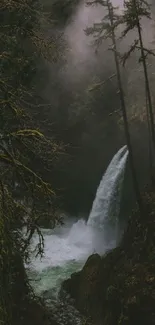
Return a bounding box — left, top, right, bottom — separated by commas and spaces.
0, 0, 64, 323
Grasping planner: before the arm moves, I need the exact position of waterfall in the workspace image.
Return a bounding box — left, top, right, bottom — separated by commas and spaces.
27, 145, 129, 322
87, 145, 128, 244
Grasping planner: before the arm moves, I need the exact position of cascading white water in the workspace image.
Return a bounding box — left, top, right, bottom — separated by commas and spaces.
26, 145, 128, 324
87, 145, 128, 244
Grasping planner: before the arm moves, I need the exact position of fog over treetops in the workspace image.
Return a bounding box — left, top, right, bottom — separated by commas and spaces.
37, 0, 155, 215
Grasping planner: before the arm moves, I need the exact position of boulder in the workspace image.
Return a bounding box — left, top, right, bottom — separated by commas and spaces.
62, 253, 103, 320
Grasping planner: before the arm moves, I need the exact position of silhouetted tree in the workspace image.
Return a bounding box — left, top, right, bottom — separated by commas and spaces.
86, 0, 142, 212
122, 0, 155, 180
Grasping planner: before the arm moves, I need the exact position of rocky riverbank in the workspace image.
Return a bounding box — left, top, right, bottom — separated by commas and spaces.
62, 190, 155, 325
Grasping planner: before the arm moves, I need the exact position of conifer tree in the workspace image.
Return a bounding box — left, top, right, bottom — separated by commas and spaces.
86, 0, 142, 213
122, 0, 155, 179
0, 0, 64, 323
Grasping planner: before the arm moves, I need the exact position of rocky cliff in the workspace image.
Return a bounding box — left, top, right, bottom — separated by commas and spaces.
62, 190, 155, 325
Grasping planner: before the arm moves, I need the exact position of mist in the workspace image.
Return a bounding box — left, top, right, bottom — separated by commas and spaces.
37, 0, 155, 215
63, 0, 154, 86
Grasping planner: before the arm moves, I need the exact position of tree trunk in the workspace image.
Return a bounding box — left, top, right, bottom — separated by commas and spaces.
107, 1, 143, 213
145, 86, 154, 181
134, 0, 155, 180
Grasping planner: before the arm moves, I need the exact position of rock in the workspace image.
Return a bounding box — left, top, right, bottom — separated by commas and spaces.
60, 192, 155, 325
83, 253, 102, 269
61, 253, 102, 321
62, 254, 101, 298
61, 271, 81, 300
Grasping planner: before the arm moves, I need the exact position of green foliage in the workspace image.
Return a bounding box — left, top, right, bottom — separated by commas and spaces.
0, 0, 65, 323
44, 0, 80, 25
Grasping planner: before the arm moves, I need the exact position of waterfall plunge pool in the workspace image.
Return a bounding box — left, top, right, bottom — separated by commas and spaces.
25, 145, 128, 323
26, 219, 116, 298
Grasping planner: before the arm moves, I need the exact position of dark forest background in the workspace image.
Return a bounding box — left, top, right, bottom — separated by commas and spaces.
30, 0, 155, 217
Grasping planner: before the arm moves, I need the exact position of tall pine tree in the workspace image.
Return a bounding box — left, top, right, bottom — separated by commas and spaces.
122, 0, 155, 180
86, 0, 142, 213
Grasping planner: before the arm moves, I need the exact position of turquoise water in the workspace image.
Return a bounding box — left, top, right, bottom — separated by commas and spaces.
26, 146, 128, 304
26, 219, 100, 298
27, 259, 84, 297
